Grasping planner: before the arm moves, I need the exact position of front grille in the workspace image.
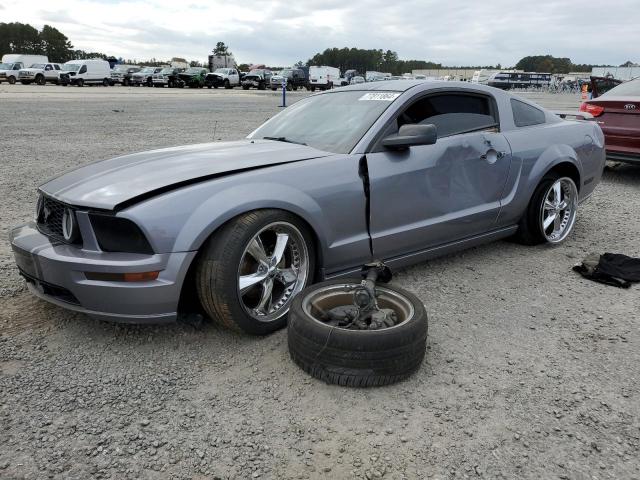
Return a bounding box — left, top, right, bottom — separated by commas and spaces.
37, 195, 81, 245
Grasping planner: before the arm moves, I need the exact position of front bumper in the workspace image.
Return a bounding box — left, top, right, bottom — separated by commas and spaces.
10, 222, 196, 323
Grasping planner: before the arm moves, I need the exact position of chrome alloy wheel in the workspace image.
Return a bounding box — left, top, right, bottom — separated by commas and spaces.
540, 177, 578, 243
237, 222, 309, 322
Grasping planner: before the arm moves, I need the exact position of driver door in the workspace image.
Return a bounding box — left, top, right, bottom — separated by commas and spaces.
366, 91, 513, 261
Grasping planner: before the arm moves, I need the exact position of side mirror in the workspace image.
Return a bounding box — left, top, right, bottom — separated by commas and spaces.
382, 124, 437, 150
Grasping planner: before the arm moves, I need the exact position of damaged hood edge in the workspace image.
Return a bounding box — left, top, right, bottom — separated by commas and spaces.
39, 140, 333, 210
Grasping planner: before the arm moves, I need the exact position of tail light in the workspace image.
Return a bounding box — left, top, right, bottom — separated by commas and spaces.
580, 102, 604, 117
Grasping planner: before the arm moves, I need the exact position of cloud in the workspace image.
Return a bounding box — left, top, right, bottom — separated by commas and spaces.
3, 0, 639, 67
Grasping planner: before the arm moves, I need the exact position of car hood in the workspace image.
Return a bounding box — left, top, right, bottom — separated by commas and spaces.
39, 140, 333, 210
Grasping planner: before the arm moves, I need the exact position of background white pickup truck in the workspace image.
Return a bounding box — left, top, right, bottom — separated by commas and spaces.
17, 63, 63, 85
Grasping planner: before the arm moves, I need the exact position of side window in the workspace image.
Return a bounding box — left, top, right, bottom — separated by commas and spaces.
79, 65, 87, 74
396, 93, 498, 138
54, 64, 60, 70
45, 64, 52, 71
511, 99, 545, 127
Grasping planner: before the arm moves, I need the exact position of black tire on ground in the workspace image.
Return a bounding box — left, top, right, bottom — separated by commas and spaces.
286, 83, 292, 91
271, 87, 277, 91
242, 84, 250, 90
168, 80, 174, 88
287, 279, 428, 387
8, 76, 16, 85
224, 79, 231, 89
514, 172, 567, 245
36, 75, 45, 85
146, 78, 153, 87
258, 82, 265, 90
310, 86, 315, 92
196, 209, 316, 336
122, 78, 129, 86
20, 80, 31, 85
77, 78, 84, 87
103, 78, 109, 86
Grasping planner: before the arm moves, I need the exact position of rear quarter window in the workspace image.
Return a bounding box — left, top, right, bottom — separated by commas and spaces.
511, 99, 546, 127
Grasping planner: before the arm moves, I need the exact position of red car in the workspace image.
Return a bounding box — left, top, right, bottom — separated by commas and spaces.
580, 77, 640, 163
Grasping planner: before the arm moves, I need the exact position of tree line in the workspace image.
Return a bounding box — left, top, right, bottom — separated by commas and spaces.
0, 22, 110, 63
514, 55, 634, 74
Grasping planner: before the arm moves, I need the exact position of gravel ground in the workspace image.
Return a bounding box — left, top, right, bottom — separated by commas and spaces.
1, 85, 639, 480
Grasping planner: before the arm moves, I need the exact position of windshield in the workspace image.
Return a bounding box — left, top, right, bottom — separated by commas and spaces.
63, 64, 81, 72
159, 68, 174, 74
113, 65, 130, 72
603, 78, 640, 97
139, 67, 155, 73
214, 68, 228, 74
248, 91, 399, 154
248, 69, 263, 75
29, 64, 46, 69
279, 70, 292, 76
185, 67, 202, 74
0, 63, 14, 69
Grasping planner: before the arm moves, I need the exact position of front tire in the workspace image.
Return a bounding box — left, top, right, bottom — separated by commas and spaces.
196, 210, 315, 335
224, 79, 231, 89
515, 174, 578, 245
8, 76, 16, 85
77, 78, 84, 87
36, 75, 45, 85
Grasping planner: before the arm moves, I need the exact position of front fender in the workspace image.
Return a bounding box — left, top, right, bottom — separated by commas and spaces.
175, 182, 330, 253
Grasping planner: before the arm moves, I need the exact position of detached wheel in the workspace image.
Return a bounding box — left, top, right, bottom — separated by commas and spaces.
196, 210, 315, 335
288, 280, 428, 387
515, 174, 578, 245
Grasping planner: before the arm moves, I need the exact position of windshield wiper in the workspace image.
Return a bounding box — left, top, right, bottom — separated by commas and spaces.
262, 136, 307, 146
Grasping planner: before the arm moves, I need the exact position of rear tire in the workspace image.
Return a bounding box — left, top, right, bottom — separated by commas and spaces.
196, 210, 315, 335
102, 78, 109, 86
514, 174, 578, 245
77, 78, 84, 87
288, 280, 428, 387
242, 85, 249, 90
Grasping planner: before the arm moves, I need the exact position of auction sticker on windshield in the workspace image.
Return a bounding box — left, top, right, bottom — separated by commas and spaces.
359, 92, 401, 101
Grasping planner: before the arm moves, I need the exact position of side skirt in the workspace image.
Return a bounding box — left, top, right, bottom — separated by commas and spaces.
325, 225, 518, 279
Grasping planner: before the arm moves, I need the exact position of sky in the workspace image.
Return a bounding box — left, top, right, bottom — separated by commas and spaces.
1, 0, 638, 67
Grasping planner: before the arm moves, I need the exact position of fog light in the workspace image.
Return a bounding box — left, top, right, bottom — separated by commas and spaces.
84, 271, 160, 282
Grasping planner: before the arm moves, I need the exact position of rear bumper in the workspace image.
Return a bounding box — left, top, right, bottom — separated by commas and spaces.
607, 151, 640, 164
9, 222, 197, 324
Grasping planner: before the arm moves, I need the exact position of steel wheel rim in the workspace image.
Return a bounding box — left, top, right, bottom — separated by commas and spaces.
540, 177, 578, 243
237, 222, 309, 323
301, 284, 415, 331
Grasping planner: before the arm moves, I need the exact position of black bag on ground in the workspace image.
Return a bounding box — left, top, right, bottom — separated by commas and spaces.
573, 253, 640, 288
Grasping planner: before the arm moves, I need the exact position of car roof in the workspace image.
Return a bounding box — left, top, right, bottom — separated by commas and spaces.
335, 80, 503, 95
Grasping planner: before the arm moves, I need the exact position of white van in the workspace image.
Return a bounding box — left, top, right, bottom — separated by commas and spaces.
308, 66, 340, 91
59, 59, 111, 87
0, 54, 49, 84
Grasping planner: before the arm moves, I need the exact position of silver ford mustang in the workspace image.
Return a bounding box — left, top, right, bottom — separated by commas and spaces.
9, 81, 605, 334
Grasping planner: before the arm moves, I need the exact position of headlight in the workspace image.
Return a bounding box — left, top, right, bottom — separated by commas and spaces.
62, 208, 80, 243
89, 213, 154, 254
